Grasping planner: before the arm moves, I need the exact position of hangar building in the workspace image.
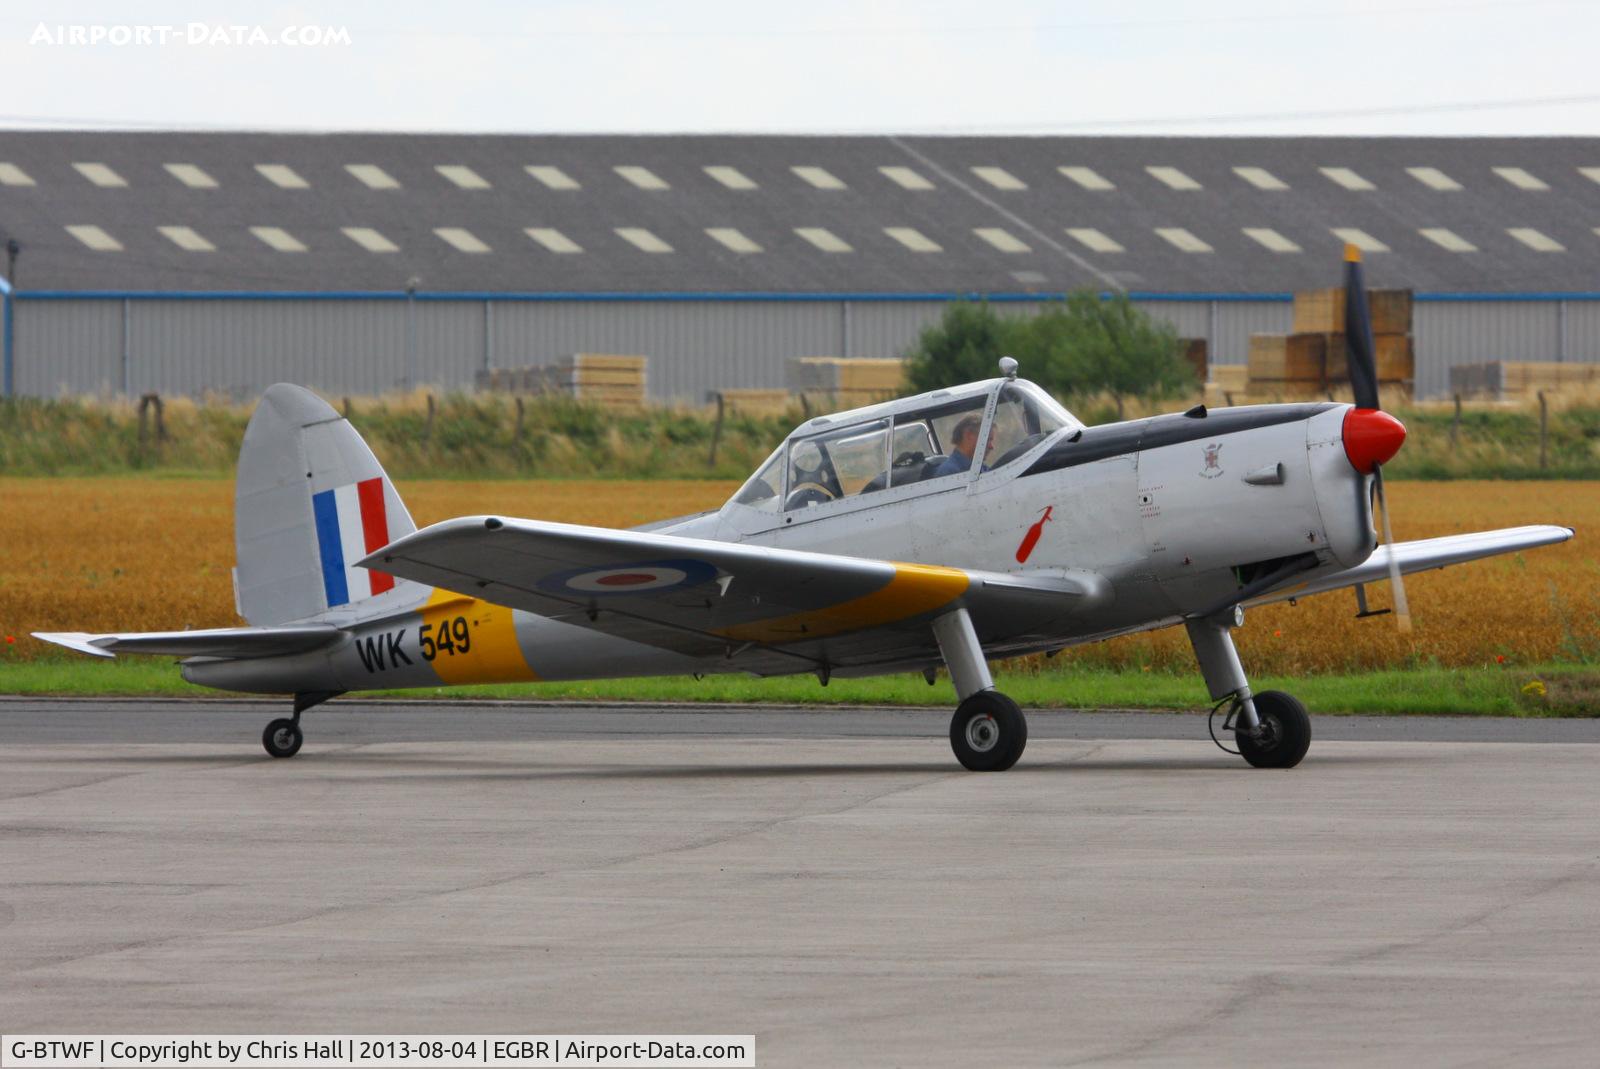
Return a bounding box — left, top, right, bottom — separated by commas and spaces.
2, 132, 1598, 400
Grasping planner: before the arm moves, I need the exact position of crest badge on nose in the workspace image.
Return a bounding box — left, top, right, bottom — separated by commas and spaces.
1199, 442, 1225, 479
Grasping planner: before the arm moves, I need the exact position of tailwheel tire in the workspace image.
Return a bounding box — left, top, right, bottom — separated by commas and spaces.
1235, 690, 1311, 769
262, 717, 303, 759
949, 691, 1027, 772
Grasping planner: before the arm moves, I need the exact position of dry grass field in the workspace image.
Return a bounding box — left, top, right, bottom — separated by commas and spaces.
0, 478, 1592, 675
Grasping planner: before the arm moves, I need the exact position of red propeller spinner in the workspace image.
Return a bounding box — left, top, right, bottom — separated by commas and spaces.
1342, 407, 1407, 474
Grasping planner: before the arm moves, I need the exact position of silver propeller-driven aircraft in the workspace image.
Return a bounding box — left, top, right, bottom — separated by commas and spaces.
37, 251, 1573, 769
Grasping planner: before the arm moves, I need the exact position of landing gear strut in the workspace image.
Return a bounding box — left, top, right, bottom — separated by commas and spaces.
934, 607, 1026, 771
260, 690, 343, 759
1187, 609, 1311, 769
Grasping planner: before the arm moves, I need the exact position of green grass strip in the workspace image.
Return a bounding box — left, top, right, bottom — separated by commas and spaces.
2, 656, 1594, 717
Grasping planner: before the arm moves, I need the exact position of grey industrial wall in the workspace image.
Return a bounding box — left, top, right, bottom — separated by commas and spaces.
11, 295, 1600, 402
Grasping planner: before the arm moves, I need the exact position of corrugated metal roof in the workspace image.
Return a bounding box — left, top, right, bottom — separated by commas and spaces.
4, 132, 1600, 293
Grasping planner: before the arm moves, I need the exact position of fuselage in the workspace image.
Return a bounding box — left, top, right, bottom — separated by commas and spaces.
184, 394, 1382, 696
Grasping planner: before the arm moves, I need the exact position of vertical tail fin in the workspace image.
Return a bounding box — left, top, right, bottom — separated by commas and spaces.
234, 384, 420, 625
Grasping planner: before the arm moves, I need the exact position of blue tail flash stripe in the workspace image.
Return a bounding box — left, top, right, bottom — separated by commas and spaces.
311, 488, 349, 608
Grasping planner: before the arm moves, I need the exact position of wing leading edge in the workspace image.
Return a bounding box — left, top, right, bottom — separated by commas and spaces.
364, 515, 1109, 673
1245, 525, 1575, 608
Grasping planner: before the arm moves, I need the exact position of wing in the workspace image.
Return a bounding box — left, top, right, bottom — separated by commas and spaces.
32, 625, 346, 660
365, 515, 1109, 675
1245, 525, 1574, 607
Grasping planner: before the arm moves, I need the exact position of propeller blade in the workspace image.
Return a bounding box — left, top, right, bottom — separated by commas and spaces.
1372, 464, 1413, 633
1343, 244, 1381, 410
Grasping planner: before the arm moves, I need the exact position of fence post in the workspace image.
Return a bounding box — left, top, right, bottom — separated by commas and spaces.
707, 391, 725, 468
514, 395, 525, 438
425, 392, 436, 443
1451, 393, 1461, 448
1538, 391, 1548, 471
137, 392, 165, 443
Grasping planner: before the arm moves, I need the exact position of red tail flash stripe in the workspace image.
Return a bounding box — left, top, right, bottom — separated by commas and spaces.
356, 477, 395, 595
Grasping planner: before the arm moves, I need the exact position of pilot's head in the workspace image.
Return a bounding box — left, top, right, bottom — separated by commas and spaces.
951, 415, 993, 460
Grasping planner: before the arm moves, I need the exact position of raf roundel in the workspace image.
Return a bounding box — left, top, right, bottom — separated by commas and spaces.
539, 558, 719, 597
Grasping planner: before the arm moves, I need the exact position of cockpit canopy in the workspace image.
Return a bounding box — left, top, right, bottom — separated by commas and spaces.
729, 377, 1081, 514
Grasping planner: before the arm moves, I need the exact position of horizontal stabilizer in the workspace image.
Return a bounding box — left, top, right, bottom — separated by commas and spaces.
1246, 525, 1575, 607
32, 625, 345, 660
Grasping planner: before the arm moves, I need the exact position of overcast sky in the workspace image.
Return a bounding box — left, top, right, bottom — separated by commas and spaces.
2, 0, 1598, 136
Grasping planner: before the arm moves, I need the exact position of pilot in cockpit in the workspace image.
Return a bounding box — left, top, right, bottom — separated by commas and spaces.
932, 415, 995, 478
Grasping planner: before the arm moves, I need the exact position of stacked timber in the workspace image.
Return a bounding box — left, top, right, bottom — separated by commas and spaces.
1178, 337, 1208, 382
477, 355, 648, 410
715, 388, 794, 417
1240, 287, 1415, 402
1451, 361, 1600, 400
787, 357, 906, 408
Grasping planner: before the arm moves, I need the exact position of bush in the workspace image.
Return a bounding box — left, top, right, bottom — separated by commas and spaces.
904, 293, 1191, 415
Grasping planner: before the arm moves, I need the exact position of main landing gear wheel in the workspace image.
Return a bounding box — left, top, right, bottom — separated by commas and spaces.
1235, 690, 1311, 769
949, 691, 1027, 772
262, 717, 303, 759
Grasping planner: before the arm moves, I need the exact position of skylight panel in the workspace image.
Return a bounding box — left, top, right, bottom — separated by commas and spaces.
1407, 167, 1462, 191
527, 166, 580, 190
1243, 227, 1301, 253
1234, 166, 1288, 190
616, 227, 673, 252
434, 227, 490, 253
158, 225, 215, 251
65, 225, 122, 251
704, 166, 757, 190
250, 226, 308, 252
884, 227, 941, 252
879, 166, 934, 190
795, 227, 852, 253
792, 166, 846, 190
1066, 228, 1124, 253
164, 163, 217, 189
974, 227, 1029, 253
1508, 227, 1563, 252
1493, 167, 1548, 191
1320, 167, 1374, 191
971, 166, 1026, 190
706, 227, 762, 253
1330, 227, 1389, 253
342, 227, 399, 253
1146, 166, 1201, 190
615, 166, 669, 190
1155, 227, 1212, 253
436, 165, 490, 189
256, 164, 309, 189
73, 162, 126, 188
346, 164, 400, 189
526, 228, 582, 253
0, 163, 34, 186
1419, 227, 1476, 252
1059, 166, 1114, 191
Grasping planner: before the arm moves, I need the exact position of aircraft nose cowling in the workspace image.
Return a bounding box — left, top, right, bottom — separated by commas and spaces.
1342, 407, 1407, 473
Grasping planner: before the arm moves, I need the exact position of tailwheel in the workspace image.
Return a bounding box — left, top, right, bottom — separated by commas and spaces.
949, 690, 1027, 772
262, 717, 304, 759
1235, 690, 1311, 769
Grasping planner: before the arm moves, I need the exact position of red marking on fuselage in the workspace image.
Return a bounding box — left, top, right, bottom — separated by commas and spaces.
595, 573, 657, 587
1015, 505, 1054, 563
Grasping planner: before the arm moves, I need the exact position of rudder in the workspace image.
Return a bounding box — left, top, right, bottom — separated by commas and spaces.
234, 384, 420, 625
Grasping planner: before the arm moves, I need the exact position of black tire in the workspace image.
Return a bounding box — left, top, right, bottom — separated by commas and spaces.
949, 691, 1028, 772
1235, 691, 1311, 769
262, 717, 303, 759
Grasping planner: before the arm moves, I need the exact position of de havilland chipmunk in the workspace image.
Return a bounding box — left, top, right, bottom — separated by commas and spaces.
36, 250, 1574, 769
